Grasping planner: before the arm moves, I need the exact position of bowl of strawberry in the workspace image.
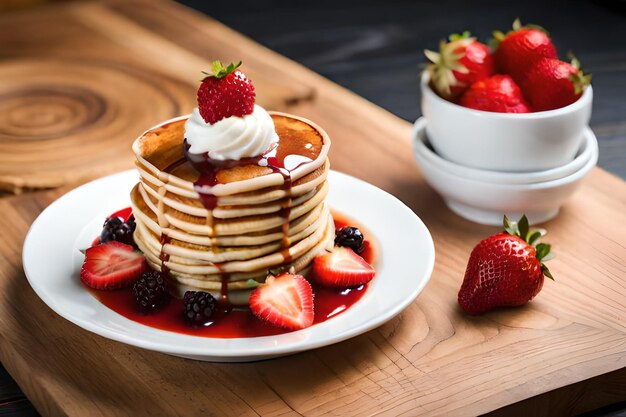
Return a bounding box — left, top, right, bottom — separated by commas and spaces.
421, 21, 593, 173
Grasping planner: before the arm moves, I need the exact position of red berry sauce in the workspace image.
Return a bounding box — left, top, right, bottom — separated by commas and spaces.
87, 210, 375, 338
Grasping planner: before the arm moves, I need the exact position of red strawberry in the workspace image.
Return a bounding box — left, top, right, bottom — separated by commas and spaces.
459, 75, 531, 113
312, 247, 375, 287
522, 57, 591, 111
425, 31, 495, 100
197, 60, 255, 124
492, 19, 557, 84
249, 273, 314, 330
458, 215, 554, 315
80, 241, 146, 290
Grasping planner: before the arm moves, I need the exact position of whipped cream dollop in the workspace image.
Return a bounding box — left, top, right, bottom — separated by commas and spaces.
184, 104, 279, 161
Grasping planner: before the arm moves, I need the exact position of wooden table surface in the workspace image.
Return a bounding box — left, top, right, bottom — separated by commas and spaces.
0, 1, 625, 416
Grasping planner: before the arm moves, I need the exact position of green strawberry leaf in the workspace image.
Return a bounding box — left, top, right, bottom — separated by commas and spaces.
568, 51, 581, 70
489, 30, 505, 49
203, 60, 243, 80
503, 214, 531, 239
268, 266, 287, 276
503, 215, 518, 235
567, 52, 592, 94
518, 215, 530, 241
245, 279, 262, 288
211, 60, 226, 76
424, 49, 441, 64
512, 18, 550, 35
536, 243, 551, 261
541, 264, 555, 281
225, 61, 242, 74
448, 31, 471, 42
502, 215, 555, 280
528, 231, 542, 246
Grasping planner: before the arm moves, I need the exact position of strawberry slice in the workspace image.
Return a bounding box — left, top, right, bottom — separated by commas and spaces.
80, 241, 145, 290
312, 247, 375, 287
249, 273, 314, 330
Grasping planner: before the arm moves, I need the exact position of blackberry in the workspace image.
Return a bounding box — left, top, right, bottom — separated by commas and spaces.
334, 226, 365, 254
100, 216, 136, 247
132, 270, 169, 313
183, 291, 217, 326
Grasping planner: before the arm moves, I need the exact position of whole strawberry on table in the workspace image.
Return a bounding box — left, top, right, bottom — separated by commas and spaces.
458, 215, 554, 315
425, 19, 591, 113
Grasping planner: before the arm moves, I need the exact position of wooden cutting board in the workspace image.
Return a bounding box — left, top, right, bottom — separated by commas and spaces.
0, 1, 624, 416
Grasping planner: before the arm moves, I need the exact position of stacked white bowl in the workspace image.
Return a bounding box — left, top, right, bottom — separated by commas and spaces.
413, 73, 597, 225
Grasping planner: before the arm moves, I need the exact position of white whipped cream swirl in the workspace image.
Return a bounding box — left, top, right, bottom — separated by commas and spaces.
184, 104, 279, 161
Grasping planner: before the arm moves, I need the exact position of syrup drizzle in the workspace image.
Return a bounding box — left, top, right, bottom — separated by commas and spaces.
160, 133, 315, 307
179, 138, 312, 303
155, 185, 171, 280
159, 234, 171, 278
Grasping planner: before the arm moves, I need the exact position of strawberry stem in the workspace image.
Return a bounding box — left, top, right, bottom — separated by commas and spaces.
448, 31, 471, 42
503, 214, 556, 281
518, 215, 529, 241
202, 60, 242, 80
567, 52, 592, 94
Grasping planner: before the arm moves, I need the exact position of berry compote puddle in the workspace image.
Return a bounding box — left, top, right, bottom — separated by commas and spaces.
87, 209, 375, 338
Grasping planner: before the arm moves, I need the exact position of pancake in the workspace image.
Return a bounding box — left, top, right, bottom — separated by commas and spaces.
137, 161, 330, 219
132, 179, 329, 236
132, 190, 327, 247
135, 211, 334, 274
133, 113, 330, 196
131, 112, 332, 305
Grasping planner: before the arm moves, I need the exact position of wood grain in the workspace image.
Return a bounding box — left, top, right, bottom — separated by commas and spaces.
0, 1, 625, 416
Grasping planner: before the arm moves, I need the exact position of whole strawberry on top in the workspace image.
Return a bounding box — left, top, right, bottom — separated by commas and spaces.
425, 32, 495, 100
492, 19, 557, 84
458, 215, 554, 315
522, 56, 592, 112
197, 60, 256, 124
460, 74, 531, 113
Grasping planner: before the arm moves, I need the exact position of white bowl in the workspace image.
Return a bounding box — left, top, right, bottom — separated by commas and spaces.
420, 72, 593, 172
412, 118, 598, 225
412, 118, 595, 185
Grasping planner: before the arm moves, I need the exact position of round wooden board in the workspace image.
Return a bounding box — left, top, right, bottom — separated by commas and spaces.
0, 58, 194, 193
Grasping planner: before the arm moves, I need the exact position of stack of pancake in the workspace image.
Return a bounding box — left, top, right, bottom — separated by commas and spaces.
130, 112, 333, 304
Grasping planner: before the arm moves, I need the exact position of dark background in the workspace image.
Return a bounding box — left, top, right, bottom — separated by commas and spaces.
179, 0, 626, 179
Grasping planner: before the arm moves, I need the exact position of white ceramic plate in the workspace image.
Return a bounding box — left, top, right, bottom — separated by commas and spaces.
23, 170, 435, 362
